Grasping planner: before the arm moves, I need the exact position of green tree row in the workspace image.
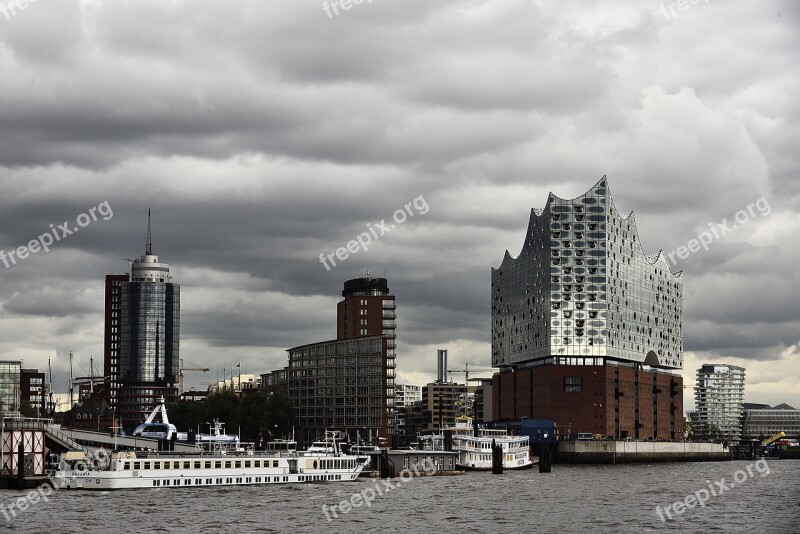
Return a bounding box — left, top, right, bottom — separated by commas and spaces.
168, 391, 294, 444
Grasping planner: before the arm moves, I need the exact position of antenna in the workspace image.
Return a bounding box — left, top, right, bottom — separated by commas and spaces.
146, 208, 153, 254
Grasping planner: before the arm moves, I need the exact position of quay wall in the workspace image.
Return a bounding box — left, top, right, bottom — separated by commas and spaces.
555, 441, 730, 464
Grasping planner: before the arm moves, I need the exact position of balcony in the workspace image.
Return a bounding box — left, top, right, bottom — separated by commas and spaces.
382, 310, 396, 319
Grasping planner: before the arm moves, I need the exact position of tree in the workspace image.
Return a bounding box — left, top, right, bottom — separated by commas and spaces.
168, 391, 294, 445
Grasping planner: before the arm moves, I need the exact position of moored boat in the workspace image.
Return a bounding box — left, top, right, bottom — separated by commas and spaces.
51, 431, 367, 490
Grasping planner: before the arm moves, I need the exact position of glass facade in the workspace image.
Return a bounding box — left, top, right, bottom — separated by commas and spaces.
120, 282, 180, 384
491, 177, 683, 369
0, 360, 21, 412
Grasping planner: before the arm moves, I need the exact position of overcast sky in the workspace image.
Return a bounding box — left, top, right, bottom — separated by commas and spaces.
0, 0, 798, 412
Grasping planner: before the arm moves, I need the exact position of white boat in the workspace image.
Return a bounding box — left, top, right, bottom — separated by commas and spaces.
196, 419, 240, 451
131, 396, 186, 441
421, 416, 535, 471
51, 431, 368, 490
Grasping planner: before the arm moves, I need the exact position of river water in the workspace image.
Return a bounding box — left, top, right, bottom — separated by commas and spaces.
1, 460, 797, 533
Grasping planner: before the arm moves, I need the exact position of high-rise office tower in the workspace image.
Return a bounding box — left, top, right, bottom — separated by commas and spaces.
491, 177, 684, 439
109, 212, 180, 429
694, 364, 745, 443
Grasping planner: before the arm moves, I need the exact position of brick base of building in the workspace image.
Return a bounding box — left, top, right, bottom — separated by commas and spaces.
492, 362, 684, 440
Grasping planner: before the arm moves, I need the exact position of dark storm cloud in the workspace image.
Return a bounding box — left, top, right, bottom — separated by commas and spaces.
0, 0, 798, 400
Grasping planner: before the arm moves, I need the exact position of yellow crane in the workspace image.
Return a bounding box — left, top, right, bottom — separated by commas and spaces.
179, 358, 209, 395
762, 431, 785, 447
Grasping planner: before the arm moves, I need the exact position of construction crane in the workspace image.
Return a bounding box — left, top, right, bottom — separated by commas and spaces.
447, 363, 496, 382
179, 359, 209, 395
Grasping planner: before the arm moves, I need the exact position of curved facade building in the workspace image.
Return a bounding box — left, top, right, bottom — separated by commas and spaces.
492, 176, 683, 369
491, 178, 684, 440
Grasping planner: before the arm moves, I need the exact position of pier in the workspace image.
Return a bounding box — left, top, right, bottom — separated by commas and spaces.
555, 440, 730, 464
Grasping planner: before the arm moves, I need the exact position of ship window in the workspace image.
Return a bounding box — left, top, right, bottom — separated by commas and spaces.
245, 461, 251, 468
225, 461, 232, 468
254, 461, 260, 468
313, 460, 318, 469
184, 462, 191, 469
215, 461, 222, 468
194, 461, 201, 469
273, 461, 279, 467
153, 462, 160, 469
235, 461, 241, 468
123, 462, 130, 470
205, 461, 212, 469
144, 462, 150, 469
133, 462, 141, 470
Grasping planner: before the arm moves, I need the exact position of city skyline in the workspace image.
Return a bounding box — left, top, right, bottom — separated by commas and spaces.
0, 1, 798, 412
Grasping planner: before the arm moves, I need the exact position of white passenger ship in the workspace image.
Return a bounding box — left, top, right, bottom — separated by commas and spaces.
421, 417, 535, 471
52, 433, 368, 490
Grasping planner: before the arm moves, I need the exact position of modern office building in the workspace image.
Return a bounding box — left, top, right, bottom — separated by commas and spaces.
694, 364, 745, 443
741, 403, 800, 439
395, 384, 422, 437
112, 212, 181, 430
274, 275, 397, 444
421, 382, 469, 432
20, 368, 46, 415
0, 360, 21, 413
491, 177, 684, 439
260, 367, 289, 397
396, 384, 422, 409
288, 336, 392, 444
103, 273, 128, 409
473, 378, 493, 424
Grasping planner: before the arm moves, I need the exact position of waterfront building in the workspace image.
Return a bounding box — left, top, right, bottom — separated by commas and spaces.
0, 360, 21, 413
473, 378, 493, 424
491, 177, 684, 440
20, 368, 46, 415
694, 364, 745, 443
421, 382, 469, 432
395, 384, 422, 438
260, 367, 289, 397
103, 273, 128, 411
271, 275, 397, 444
741, 403, 798, 440
108, 212, 180, 430
209, 373, 260, 395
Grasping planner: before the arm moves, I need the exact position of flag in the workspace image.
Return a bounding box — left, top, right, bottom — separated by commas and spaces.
235, 363, 241, 368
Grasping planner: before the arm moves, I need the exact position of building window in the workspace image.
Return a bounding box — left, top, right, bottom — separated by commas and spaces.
564, 377, 582, 392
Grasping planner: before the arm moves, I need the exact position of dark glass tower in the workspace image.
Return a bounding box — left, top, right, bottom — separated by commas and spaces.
116, 211, 180, 430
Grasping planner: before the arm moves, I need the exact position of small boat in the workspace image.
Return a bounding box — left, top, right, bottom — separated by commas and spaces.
130, 396, 187, 441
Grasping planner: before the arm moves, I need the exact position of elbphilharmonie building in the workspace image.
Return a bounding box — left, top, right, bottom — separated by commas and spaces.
491, 177, 684, 440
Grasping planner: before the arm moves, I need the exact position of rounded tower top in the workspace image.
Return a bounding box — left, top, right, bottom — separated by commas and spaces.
341, 276, 390, 298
